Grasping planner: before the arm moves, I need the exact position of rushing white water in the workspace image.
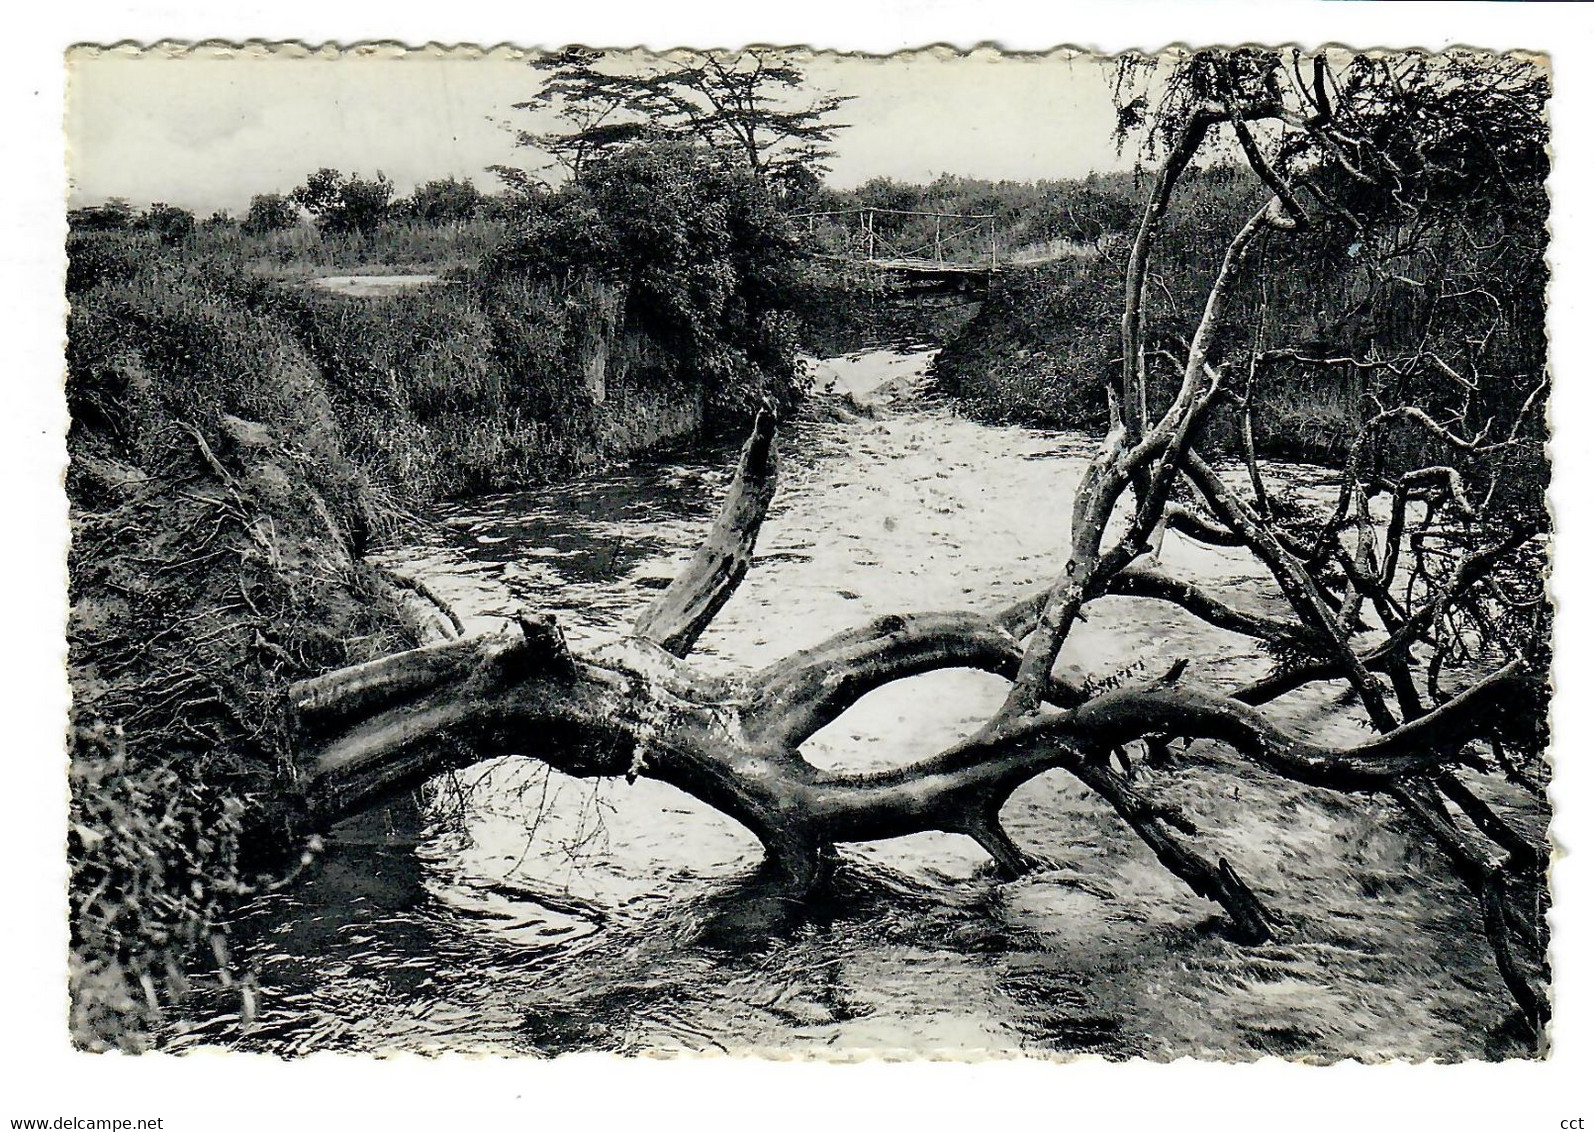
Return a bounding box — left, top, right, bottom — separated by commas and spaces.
169, 349, 1528, 1060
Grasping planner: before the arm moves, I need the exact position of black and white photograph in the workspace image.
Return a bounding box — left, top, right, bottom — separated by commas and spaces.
18, 2, 1594, 1120
57, 39, 1556, 1066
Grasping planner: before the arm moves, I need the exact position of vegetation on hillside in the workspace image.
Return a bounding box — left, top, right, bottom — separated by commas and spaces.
65, 140, 812, 1049
271, 46, 1555, 1055
66, 253, 420, 1049
63, 45, 1551, 1054
937, 131, 1548, 489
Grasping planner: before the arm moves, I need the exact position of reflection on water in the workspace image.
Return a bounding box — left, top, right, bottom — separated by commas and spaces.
169, 349, 1531, 1060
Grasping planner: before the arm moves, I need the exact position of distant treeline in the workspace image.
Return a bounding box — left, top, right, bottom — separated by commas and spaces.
796, 170, 1144, 261
70, 171, 513, 239
66, 166, 1151, 285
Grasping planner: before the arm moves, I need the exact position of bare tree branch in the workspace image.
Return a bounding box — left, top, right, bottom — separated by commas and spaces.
634, 408, 778, 657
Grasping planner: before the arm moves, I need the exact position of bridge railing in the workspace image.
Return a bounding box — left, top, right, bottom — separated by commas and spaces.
787, 207, 999, 270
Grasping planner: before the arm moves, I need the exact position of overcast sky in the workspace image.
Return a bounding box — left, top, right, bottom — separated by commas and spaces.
65, 45, 1132, 212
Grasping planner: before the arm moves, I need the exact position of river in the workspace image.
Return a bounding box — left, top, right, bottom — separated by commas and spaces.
167, 348, 1525, 1061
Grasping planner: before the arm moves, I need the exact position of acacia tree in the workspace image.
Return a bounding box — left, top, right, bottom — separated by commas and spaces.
290, 48, 1551, 1036
505, 47, 850, 186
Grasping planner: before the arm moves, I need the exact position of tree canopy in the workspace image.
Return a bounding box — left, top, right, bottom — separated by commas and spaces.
505, 48, 851, 190
290, 167, 396, 235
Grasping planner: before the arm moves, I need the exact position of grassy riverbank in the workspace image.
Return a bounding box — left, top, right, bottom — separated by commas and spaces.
65, 147, 812, 1049
934, 172, 1548, 505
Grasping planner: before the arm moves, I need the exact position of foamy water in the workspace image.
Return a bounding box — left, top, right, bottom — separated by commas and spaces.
169, 349, 1535, 1060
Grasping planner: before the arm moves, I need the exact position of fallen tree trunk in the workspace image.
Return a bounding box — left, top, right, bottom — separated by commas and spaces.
286, 51, 1552, 1037
289, 412, 1539, 1001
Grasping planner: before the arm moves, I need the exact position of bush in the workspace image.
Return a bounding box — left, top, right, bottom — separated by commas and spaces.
292, 168, 395, 235
241, 193, 299, 236
66, 230, 158, 294
932, 256, 1111, 429
486, 143, 809, 426
143, 203, 195, 245
403, 177, 485, 225
68, 720, 244, 1052
68, 198, 137, 233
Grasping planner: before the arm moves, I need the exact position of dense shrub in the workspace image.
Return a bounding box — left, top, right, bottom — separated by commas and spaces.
68, 198, 138, 233
291, 168, 396, 236
933, 256, 1117, 429
68, 720, 245, 1051
66, 229, 158, 294
261, 279, 571, 501
401, 177, 486, 225
66, 256, 421, 1049
241, 193, 299, 236
142, 203, 196, 245
484, 143, 810, 426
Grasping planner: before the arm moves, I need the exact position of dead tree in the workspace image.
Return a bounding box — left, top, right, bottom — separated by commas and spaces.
290, 49, 1551, 1033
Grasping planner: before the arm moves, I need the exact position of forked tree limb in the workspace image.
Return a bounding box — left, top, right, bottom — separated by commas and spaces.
1033, 659, 1526, 792
633, 407, 779, 657
994, 562, 1307, 650
1231, 535, 1527, 709
999, 200, 1281, 725
1182, 450, 1401, 732
1121, 111, 1219, 435
289, 592, 1524, 887
1167, 501, 1247, 547
279, 58, 1550, 1035
1106, 561, 1308, 647
742, 611, 1072, 749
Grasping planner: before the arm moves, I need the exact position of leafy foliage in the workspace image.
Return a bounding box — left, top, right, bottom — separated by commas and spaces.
508, 48, 850, 187
291, 168, 396, 235
143, 203, 196, 245
68, 197, 138, 232
241, 192, 299, 235
399, 176, 487, 225
485, 143, 809, 423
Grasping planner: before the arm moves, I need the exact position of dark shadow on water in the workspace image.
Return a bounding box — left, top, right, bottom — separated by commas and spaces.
679, 854, 1041, 956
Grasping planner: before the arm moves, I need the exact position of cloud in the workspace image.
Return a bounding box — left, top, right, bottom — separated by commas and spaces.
67, 46, 1132, 212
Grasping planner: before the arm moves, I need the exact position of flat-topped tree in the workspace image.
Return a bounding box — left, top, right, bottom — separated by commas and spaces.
292, 48, 1550, 1035
505, 47, 851, 186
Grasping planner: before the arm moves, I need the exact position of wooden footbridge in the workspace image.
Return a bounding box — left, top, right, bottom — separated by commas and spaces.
790, 207, 1001, 298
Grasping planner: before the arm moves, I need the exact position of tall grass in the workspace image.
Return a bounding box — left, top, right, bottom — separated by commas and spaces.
185, 217, 511, 276
63, 152, 818, 1048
